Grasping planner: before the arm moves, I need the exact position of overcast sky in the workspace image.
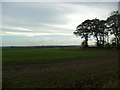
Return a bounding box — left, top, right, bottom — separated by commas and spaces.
2, 2, 118, 46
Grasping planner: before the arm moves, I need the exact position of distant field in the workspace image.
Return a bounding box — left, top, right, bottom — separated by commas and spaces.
2, 48, 119, 88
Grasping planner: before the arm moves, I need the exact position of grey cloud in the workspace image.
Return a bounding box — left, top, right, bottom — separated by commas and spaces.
2, 2, 75, 36
2, 2, 70, 26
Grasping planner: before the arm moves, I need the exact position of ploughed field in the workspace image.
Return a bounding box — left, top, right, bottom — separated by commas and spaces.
2, 48, 119, 88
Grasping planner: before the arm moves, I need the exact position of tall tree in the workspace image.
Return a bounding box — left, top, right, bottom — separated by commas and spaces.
90, 19, 108, 47
99, 20, 108, 46
90, 18, 100, 47
107, 11, 120, 47
73, 19, 92, 47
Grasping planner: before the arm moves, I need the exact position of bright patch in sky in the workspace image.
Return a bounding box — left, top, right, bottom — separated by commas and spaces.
2, 2, 118, 46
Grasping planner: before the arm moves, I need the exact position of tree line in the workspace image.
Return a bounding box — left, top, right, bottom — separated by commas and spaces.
73, 11, 120, 48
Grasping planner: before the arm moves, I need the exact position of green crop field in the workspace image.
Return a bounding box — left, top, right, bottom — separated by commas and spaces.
2, 48, 119, 88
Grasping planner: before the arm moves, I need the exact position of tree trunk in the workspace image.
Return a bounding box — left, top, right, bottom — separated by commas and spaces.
85, 35, 88, 47
102, 35, 105, 47
116, 36, 120, 48
100, 35, 102, 44
95, 35, 99, 47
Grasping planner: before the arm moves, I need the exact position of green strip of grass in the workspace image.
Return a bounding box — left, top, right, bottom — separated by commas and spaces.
2, 48, 104, 62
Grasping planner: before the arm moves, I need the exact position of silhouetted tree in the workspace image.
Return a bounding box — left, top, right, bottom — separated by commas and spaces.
74, 19, 92, 47
107, 11, 120, 47
99, 20, 108, 47
90, 18, 101, 47
90, 19, 108, 47
74, 11, 119, 48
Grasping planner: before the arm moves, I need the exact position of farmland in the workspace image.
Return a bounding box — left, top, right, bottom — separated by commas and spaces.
2, 48, 119, 88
